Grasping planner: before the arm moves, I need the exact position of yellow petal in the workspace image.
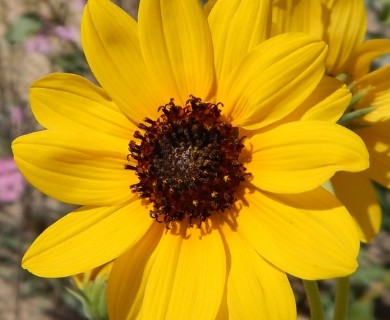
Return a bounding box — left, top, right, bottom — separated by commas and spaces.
138, 0, 215, 105
246, 121, 369, 193
30, 73, 135, 139
274, 76, 351, 124
219, 33, 327, 130
357, 122, 390, 188
354, 64, 390, 123
22, 200, 152, 277
107, 223, 163, 320
271, 0, 323, 38
12, 130, 134, 205
238, 187, 359, 279
331, 172, 381, 242
362, 91, 390, 123
325, 0, 366, 75
299, 77, 351, 122
143, 226, 226, 319
203, 0, 217, 16
221, 226, 296, 319
82, 0, 161, 123
208, 0, 271, 84
350, 39, 390, 79
109, 225, 226, 320
322, 0, 336, 9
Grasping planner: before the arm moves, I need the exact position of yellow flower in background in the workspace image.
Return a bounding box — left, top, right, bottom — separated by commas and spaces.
71, 262, 113, 320
13, 0, 369, 318
272, 0, 390, 242
73, 261, 113, 291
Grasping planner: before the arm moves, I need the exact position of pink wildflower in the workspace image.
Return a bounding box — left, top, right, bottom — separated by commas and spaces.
0, 157, 26, 203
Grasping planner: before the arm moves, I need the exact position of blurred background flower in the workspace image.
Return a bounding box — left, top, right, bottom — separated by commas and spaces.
0, 157, 25, 203
25, 34, 51, 54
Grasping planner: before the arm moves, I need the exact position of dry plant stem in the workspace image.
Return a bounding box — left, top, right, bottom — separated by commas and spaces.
303, 280, 325, 320
334, 276, 350, 320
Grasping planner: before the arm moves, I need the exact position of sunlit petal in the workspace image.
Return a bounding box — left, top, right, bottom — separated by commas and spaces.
82, 0, 161, 123
351, 39, 390, 79
357, 122, 390, 188
209, 0, 271, 84
107, 223, 163, 320
272, 0, 323, 38
246, 121, 369, 193
273, 76, 351, 124
23, 200, 152, 277
221, 226, 296, 319
138, 0, 215, 105
219, 33, 327, 130
30, 73, 135, 139
355, 64, 390, 123
109, 224, 226, 320
238, 187, 359, 279
12, 130, 133, 205
325, 0, 366, 75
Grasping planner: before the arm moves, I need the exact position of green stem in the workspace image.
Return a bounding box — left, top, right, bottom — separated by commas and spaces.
334, 276, 350, 320
303, 280, 324, 320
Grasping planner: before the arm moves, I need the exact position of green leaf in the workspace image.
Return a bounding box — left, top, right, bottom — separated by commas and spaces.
6, 13, 43, 43
348, 300, 375, 320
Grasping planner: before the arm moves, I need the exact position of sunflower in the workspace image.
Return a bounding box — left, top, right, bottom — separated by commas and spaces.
272, 0, 390, 242
13, 0, 369, 318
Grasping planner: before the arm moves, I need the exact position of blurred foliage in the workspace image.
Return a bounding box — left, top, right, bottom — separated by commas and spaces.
5, 13, 42, 44
377, 0, 390, 25
54, 49, 89, 75
68, 277, 108, 320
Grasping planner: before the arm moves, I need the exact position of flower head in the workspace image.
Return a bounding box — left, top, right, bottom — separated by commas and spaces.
13, 0, 369, 318
272, 0, 390, 242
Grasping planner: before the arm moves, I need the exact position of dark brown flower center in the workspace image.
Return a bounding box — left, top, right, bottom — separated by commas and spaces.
125, 96, 248, 227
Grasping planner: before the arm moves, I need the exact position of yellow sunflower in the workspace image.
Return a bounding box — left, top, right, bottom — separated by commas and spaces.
272, 0, 390, 242
13, 0, 369, 318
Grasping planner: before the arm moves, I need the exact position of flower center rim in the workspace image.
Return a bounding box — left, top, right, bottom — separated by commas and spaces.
125, 96, 249, 228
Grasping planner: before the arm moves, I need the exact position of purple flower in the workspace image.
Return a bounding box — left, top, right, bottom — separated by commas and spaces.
70, 0, 86, 11
25, 34, 50, 54
10, 106, 24, 125
0, 157, 26, 203
54, 25, 79, 42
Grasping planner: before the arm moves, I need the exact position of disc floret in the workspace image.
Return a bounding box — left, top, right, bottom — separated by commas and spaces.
126, 96, 248, 227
